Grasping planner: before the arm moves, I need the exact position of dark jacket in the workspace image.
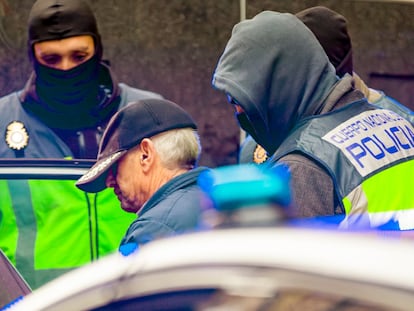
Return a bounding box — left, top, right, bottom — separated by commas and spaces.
120, 167, 209, 254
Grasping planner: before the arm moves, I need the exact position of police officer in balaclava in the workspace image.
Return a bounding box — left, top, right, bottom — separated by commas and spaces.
0, 0, 162, 159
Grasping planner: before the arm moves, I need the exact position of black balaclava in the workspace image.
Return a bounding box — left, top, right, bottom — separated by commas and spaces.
24, 0, 114, 130
295, 6, 353, 77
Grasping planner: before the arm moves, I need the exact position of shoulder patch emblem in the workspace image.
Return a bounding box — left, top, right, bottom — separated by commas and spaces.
5, 121, 29, 150
253, 144, 268, 164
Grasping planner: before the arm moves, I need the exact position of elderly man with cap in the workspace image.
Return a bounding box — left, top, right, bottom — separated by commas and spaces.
0, 0, 162, 289
77, 98, 209, 256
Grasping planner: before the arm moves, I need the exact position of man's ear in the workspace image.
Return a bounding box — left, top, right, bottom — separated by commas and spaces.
139, 138, 155, 171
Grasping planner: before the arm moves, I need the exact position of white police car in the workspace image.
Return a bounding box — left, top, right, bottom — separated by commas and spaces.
5, 163, 414, 311
5, 225, 414, 311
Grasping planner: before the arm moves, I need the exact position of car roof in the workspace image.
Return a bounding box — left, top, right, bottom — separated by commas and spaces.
9, 226, 414, 310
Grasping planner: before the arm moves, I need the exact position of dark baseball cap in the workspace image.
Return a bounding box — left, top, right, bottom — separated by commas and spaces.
76, 98, 197, 193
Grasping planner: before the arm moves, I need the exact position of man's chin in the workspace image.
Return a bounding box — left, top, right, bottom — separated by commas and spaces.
121, 203, 140, 214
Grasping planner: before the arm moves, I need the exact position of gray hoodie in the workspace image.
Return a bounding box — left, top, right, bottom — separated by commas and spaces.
212, 11, 365, 217
212, 11, 338, 155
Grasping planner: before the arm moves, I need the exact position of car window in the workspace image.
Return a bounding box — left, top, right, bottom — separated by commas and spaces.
92, 289, 218, 311
90, 287, 399, 311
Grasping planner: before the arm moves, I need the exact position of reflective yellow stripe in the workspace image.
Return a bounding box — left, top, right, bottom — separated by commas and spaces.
0, 180, 19, 264
30, 181, 135, 269
95, 190, 135, 257
343, 196, 351, 215
31, 180, 91, 269
363, 160, 414, 212
342, 160, 414, 229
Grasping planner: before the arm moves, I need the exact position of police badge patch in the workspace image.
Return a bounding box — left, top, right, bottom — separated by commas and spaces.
5, 121, 29, 150
253, 144, 268, 164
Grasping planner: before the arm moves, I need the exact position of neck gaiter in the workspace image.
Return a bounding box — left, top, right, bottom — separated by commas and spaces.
35, 55, 100, 115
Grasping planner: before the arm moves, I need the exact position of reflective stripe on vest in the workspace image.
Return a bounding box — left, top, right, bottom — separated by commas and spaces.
341, 159, 414, 230
7, 180, 37, 287
0, 181, 18, 264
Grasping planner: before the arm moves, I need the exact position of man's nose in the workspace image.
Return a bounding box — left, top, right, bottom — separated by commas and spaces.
58, 58, 76, 71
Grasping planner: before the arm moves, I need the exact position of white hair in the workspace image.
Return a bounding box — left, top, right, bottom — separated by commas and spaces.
151, 128, 202, 169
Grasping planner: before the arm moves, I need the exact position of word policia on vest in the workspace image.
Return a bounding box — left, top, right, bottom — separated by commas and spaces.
323, 110, 414, 177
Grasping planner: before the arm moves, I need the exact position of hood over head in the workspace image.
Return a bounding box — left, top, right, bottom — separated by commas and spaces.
296, 6, 353, 77
27, 0, 103, 62
212, 11, 338, 155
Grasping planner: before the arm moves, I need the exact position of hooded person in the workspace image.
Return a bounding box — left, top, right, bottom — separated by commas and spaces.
0, 0, 163, 159
212, 11, 414, 229
239, 6, 414, 164
0, 0, 163, 289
